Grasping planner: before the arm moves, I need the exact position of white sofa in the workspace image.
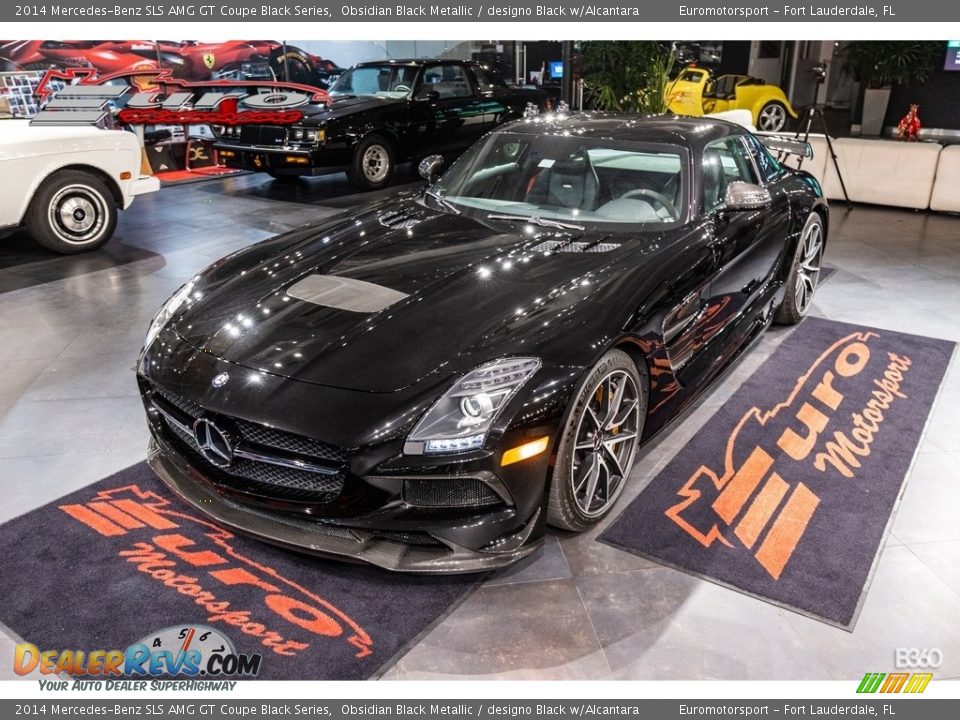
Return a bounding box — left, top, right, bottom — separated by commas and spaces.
820, 138, 943, 210
930, 145, 960, 213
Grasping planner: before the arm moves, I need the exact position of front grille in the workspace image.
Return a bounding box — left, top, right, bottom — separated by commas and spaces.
403, 478, 502, 509
238, 125, 288, 146
150, 383, 348, 504
235, 419, 348, 464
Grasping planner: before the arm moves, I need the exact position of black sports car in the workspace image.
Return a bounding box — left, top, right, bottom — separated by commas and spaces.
215, 58, 550, 190
138, 114, 828, 573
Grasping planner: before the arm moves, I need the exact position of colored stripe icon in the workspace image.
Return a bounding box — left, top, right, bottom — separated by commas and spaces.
857, 672, 933, 693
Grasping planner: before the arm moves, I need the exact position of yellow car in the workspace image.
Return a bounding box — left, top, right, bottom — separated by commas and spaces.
667, 67, 798, 132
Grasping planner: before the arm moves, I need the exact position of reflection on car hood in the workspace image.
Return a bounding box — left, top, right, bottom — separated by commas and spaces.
303, 95, 400, 121
171, 200, 662, 392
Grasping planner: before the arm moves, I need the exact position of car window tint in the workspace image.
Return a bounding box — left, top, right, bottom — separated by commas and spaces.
743, 134, 783, 183
702, 137, 759, 211
332, 66, 417, 97
416, 65, 474, 100
468, 65, 506, 90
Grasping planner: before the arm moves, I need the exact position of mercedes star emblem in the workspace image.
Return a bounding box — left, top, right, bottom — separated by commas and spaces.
193, 418, 234, 468
211, 372, 230, 388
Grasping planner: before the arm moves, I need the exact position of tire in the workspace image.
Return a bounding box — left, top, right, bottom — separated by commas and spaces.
547, 349, 647, 531
269, 46, 314, 85
775, 212, 825, 325
25, 170, 117, 254
347, 134, 395, 191
757, 100, 788, 132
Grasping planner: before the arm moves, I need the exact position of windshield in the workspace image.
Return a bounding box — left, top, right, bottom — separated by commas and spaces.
431, 132, 688, 229
328, 65, 419, 99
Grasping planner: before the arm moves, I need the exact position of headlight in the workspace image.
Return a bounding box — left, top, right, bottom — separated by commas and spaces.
290, 127, 324, 144
144, 280, 197, 350
407, 357, 541, 454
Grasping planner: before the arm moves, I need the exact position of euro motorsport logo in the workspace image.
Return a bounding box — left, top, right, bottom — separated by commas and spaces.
14, 625, 261, 677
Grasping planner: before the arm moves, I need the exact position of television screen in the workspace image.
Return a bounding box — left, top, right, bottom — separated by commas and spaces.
946, 41, 960, 71
549, 60, 564, 78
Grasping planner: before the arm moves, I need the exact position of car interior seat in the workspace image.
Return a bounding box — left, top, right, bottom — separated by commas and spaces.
526, 153, 600, 210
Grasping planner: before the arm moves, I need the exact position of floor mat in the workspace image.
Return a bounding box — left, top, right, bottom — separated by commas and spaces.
601, 316, 955, 628
0, 463, 482, 679
157, 167, 247, 185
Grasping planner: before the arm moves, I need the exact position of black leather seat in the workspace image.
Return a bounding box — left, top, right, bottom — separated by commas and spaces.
527, 153, 600, 210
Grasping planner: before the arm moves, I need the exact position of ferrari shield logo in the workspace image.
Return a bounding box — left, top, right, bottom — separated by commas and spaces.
202, 52, 216, 70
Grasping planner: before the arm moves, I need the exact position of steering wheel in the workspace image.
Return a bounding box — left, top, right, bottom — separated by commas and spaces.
620, 188, 680, 220
393, 84, 412, 93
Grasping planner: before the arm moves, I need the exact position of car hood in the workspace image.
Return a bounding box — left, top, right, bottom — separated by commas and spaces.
171, 200, 656, 392
303, 95, 401, 122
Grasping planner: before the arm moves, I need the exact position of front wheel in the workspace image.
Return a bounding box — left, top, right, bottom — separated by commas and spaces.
347, 134, 395, 191
25, 170, 117, 254
547, 350, 647, 531
757, 101, 788, 132
775, 212, 825, 325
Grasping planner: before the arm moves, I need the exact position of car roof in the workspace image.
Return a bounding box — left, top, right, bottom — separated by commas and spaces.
498, 113, 747, 150
353, 58, 472, 68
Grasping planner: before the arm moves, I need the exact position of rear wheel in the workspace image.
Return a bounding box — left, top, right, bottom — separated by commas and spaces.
757, 101, 788, 132
547, 350, 647, 531
26, 170, 117, 254
775, 212, 824, 325
347, 134, 395, 191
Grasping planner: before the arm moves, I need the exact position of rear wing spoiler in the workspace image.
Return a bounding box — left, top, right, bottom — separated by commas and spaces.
756, 133, 814, 160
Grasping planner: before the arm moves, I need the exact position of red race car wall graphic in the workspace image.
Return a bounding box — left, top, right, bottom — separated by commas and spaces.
1, 40, 341, 87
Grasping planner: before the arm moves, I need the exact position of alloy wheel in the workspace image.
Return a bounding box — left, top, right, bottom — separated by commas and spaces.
794, 218, 823, 314
570, 370, 642, 518
758, 103, 787, 132
362, 144, 390, 184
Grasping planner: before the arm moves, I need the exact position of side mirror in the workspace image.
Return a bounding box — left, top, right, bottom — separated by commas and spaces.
419, 89, 440, 102
419, 154, 444, 183
723, 181, 771, 211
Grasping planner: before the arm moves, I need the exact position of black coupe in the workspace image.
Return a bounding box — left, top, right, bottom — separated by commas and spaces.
215, 59, 550, 190
139, 114, 828, 572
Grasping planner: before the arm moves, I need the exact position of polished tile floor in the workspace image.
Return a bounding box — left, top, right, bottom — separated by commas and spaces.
1, 169, 958, 682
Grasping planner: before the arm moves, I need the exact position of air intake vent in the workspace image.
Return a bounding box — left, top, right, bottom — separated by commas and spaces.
403, 478, 503, 508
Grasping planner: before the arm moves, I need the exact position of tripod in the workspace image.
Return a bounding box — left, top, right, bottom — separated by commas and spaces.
793, 71, 851, 209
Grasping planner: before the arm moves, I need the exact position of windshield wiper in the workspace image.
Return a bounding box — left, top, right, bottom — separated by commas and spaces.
487, 213, 584, 231
425, 190, 462, 215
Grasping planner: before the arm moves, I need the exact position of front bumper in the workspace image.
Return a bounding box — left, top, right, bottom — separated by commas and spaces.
214, 143, 350, 176
147, 434, 542, 573
129, 175, 161, 197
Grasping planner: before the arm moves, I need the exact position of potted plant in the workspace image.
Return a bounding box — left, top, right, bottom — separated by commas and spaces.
842, 41, 941, 136
580, 41, 675, 114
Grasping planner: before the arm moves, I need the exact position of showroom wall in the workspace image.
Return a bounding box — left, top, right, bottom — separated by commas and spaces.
885, 66, 960, 130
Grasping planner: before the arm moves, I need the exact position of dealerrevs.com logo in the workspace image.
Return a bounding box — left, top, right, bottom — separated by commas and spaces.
14, 624, 261, 682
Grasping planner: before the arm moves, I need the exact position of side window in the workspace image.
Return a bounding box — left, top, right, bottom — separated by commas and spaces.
743, 134, 783, 183
415, 64, 474, 100
702, 137, 759, 212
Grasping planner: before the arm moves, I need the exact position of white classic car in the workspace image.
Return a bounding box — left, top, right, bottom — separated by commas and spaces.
0, 120, 159, 254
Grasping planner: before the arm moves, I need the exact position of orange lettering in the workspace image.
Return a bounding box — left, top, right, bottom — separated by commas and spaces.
264, 595, 343, 638
777, 402, 829, 461
154, 533, 227, 567
835, 342, 870, 377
